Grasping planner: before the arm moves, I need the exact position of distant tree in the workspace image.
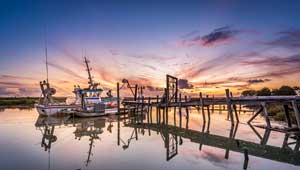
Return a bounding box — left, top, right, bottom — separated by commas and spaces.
273, 85, 296, 96
257, 87, 271, 96
293, 86, 300, 90
241, 90, 256, 96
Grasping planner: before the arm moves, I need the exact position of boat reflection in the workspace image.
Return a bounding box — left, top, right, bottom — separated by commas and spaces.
35, 116, 111, 169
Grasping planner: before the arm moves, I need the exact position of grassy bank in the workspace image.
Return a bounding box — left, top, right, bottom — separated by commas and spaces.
0, 97, 66, 106
267, 105, 299, 123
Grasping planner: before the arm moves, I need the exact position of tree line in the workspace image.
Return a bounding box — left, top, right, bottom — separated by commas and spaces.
241, 85, 300, 96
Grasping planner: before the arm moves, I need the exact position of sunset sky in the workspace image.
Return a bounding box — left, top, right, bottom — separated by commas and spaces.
0, 0, 300, 97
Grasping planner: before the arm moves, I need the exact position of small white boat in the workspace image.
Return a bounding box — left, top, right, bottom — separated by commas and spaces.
35, 103, 78, 116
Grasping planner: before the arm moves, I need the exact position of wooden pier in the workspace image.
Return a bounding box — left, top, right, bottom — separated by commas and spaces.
117, 75, 300, 131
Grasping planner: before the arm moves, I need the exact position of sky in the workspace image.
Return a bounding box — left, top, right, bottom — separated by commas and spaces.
0, 0, 300, 97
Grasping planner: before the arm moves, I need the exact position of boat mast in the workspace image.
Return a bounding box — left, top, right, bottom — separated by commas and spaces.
84, 56, 93, 87
44, 28, 49, 83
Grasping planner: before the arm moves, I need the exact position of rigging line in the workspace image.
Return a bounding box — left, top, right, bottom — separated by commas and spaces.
44, 26, 49, 83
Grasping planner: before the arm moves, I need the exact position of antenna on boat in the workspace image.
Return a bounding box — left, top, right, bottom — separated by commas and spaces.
44, 26, 49, 83
84, 54, 93, 87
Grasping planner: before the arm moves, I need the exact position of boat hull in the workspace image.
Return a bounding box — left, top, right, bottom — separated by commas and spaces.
74, 108, 118, 117
35, 104, 78, 116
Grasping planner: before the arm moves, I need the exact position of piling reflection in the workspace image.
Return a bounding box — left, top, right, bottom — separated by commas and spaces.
121, 106, 300, 169
34, 107, 300, 170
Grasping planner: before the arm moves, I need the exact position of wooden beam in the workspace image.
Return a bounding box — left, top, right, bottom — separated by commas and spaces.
292, 100, 300, 129
247, 107, 263, 124
261, 102, 271, 128
283, 104, 292, 127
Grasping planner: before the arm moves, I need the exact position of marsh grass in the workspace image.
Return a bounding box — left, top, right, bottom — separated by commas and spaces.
0, 97, 66, 106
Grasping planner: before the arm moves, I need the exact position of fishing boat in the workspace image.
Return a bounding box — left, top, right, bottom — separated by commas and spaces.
35, 80, 80, 116
72, 57, 118, 117
35, 40, 117, 117
35, 35, 80, 116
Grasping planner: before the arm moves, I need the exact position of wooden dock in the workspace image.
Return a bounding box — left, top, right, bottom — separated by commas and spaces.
117, 75, 300, 131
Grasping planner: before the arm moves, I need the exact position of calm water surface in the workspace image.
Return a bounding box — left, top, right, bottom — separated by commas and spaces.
0, 108, 299, 170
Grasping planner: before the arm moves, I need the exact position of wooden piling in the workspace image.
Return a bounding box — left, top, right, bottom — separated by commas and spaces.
179, 93, 182, 128
283, 104, 292, 127
147, 97, 150, 123
225, 89, 235, 126
230, 92, 239, 123
243, 148, 249, 170
292, 100, 300, 129
261, 102, 271, 128
117, 82, 120, 113
200, 92, 206, 123
156, 95, 159, 123
185, 95, 189, 119
134, 84, 138, 101
212, 95, 215, 113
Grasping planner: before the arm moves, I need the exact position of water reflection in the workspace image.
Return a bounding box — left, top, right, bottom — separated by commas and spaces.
122, 107, 300, 169
31, 108, 300, 170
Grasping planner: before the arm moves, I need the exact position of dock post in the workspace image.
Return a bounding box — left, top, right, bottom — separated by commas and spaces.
117, 82, 120, 113
150, 98, 153, 124
283, 104, 292, 127
185, 95, 189, 119
141, 96, 144, 123
292, 100, 300, 129
117, 115, 120, 146
243, 148, 249, 170
134, 84, 138, 101
147, 97, 151, 123
200, 92, 206, 123
179, 93, 182, 128
261, 102, 271, 128
225, 89, 234, 126
206, 104, 211, 133
156, 95, 159, 123
212, 95, 215, 113
230, 92, 239, 123
173, 106, 177, 126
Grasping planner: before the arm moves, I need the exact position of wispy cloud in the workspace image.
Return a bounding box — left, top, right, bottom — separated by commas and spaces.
242, 54, 300, 66
0, 81, 40, 97
0, 74, 36, 80
247, 78, 271, 84
180, 26, 241, 47
264, 29, 300, 49
47, 61, 86, 80
201, 26, 240, 46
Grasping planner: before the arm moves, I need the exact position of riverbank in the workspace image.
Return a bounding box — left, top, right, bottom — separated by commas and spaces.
0, 97, 66, 107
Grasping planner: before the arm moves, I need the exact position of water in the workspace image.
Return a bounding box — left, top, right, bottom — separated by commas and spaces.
0, 108, 299, 170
